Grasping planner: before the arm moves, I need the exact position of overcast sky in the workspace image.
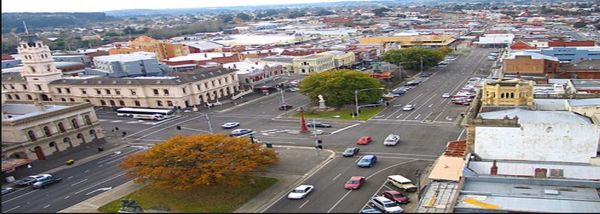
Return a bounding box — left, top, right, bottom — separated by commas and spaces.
2, 0, 354, 12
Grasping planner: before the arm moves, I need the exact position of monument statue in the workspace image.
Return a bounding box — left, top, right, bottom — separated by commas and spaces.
318, 94, 326, 109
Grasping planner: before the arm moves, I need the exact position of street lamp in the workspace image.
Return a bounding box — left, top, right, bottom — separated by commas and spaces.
354, 87, 385, 118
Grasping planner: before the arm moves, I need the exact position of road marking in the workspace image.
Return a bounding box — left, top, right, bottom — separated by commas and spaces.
330, 124, 360, 135
110, 120, 122, 123
355, 155, 363, 163
366, 159, 418, 180
414, 114, 421, 119
43, 204, 50, 209
134, 114, 208, 140
1, 189, 38, 204
126, 121, 139, 124
181, 127, 211, 133
422, 112, 434, 122
395, 113, 404, 119
4, 206, 20, 212
428, 103, 433, 108
331, 173, 342, 181
86, 187, 113, 196
84, 169, 90, 173
456, 128, 466, 140
299, 199, 310, 209
74, 172, 126, 195
98, 119, 107, 122
327, 189, 353, 213
385, 108, 404, 119
96, 148, 139, 165
402, 93, 436, 120
433, 112, 444, 122
71, 178, 88, 186
64, 195, 70, 199
67, 176, 74, 180
124, 114, 196, 140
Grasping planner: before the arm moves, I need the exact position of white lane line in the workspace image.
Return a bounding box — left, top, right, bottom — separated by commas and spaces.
84, 169, 90, 173
299, 199, 310, 209
259, 136, 310, 140
331, 173, 342, 181
1, 189, 39, 204
124, 115, 194, 140
360, 180, 391, 211
43, 204, 50, 209
407, 93, 424, 104
64, 195, 70, 199
98, 119, 107, 122
377, 156, 435, 161
456, 128, 466, 140
355, 155, 363, 163
414, 114, 421, 119
327, 189, 353, 213
181, 127, 210, 133
402, 93, 437, 120
67, 176, 74, 180
422, 112, 434, 122
330, 124, 360, 135
110, 120, 122, 123
134, 114, 208, 140
4, 206, 20, 212
395, 113, 404, 119
74, 172, 127, 195
432, 112, 444, 122
71, 178, 88, 186
366, 159, 418, 180
96, 148, 140, 165
428, 103, 433, 108
385, 108, 404, 119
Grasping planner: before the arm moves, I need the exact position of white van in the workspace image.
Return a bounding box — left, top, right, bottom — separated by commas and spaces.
387, 175, 417, 192
370, 196, 403, 213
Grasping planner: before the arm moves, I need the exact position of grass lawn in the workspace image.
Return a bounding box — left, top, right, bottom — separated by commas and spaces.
97, 177, 277, 213
292, 107, 384, 121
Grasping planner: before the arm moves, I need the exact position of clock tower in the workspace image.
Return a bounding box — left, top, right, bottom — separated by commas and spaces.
17, 34, 63, 101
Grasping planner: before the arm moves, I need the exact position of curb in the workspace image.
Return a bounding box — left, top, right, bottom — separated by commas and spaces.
256, 147, 336, 213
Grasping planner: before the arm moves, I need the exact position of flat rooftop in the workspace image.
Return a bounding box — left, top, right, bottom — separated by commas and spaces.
2, 103, 68, 121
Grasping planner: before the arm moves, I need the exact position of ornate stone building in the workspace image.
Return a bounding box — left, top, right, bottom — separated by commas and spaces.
481, 79, 535, 107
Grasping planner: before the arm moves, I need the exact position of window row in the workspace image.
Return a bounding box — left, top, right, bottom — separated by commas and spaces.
2, 84, 28, 90
26, 116, 93, 141
5, 94, 34, 100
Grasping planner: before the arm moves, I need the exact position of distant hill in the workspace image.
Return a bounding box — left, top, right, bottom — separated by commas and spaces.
1, 13, 118, 33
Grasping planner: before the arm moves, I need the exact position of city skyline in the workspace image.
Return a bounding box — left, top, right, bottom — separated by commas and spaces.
1, 0, 363, 13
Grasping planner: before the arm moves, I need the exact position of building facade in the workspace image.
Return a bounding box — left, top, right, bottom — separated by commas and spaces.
292, 52, 336, 75
93, 52, 163, 77
503, 52, 559, 75
108, 36, 189, 61
2, 101, 104, 163
223, 60, 284, 89
481, 79, 535, 106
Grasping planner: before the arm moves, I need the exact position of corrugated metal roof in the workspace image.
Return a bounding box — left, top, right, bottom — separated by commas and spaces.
479, 108, 592, 125
569, 98, 600, 107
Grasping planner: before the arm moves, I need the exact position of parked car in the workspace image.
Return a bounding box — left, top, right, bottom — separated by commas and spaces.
357, 155, 377, 168
383, 134, 400, 146
278, 104, 293, 110
2, 187, 15, 195
286, 87, 299, 92
419, 73, 432, 78
387, 175, 417, 192
230, 128, 254, 137
14, 174, 52, 187
383, 190, 410, 204
342, 147, 360, 157
442, 93, 451, 98
32, 177, 62, 189
370, 196, 403, 213
384, 93, 401, 98
344, 176, 366, 190
221, 122, 240, 129
287, 185, 314, 199
356, 136, 373, 145
360, 208, 383, 213
306, 122, 332, 128
402, 104, 414, 111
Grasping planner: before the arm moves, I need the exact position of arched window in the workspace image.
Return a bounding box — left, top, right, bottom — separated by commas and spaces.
134, 100, 141, 106
119, 100, 125, 106
43, 126, 52, 137
84, 115, 92, 125
100, 100, 106, 105
69, 98, 75, 102
157, 100, 163, 106
14, 95, 20, 100
28, 130, 37, 141
500, 93, 505, 98
27, 94, 33, 100
109, 100, 116, 106
85, 99, 91, 103
58, 122, 66, 133
167, 100, 173, 106
511, 93, 515, 98
61, 98, 66, 102
71, 119, 79, 129
6, 94, 12, 100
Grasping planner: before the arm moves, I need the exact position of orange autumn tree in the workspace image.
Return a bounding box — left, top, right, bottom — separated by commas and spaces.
120, 134, 278, 190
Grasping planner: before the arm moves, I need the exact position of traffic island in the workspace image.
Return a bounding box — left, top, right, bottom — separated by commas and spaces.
290, 107, 384, 121
97, 177, 277, 213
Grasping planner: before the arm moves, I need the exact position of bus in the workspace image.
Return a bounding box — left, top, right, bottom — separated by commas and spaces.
116, 107, 175, 120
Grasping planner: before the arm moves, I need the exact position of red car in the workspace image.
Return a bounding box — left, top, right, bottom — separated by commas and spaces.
356, 136, 372, 145
382, 190, 410, 204
344, 176, 366, 190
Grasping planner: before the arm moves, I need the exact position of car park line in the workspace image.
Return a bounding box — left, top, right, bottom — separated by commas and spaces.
401, 94, 437, 120
1, 190, 39, 204
331, 173, 342, 181
133, 114, 208, 140
4, 206, 21, 213
73, 172, 128, 195
70, 178, 88, 187
299, 200, 311, 209
327, 189, 354, 213
329, 124, 360, 135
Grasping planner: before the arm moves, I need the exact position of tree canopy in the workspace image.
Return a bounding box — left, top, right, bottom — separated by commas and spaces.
120, 134, 278, 190
372, 7, 391, 17
382, 47, 447, 71
299, 69, 384, 108
236, 13, 252, 22
573, 21, 587, 28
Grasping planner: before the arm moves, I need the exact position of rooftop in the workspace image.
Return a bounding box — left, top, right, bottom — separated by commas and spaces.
570, 79, 600, 90
94, 52, 156, 62
478, 108, 592, 125
167, 52, 234, 62
506, 51, 559, 61
2, 103, 68, 121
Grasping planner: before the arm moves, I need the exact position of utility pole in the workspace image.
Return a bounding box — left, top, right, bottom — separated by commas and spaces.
420, 56, 424, 74
280, 88, 286, 105
312, 118, 320, 157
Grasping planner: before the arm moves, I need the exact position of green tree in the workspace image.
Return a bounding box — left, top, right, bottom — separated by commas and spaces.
236, 13, 252, 22
298, 69, 384, 108
120, 134, 278, 190
372, 7, 391, 17
316, 9, 335, 16
573, 21, 587, 28
287, 10, 306, 19
382, 48, 446, 71
218, 14, 234, 23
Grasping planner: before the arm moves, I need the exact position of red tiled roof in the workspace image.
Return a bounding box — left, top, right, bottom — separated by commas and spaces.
443, 140, 467, 157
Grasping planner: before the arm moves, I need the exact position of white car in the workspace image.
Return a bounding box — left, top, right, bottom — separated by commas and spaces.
442, 93, 451, 98
371, 196, 404, 213
287, 185, 314, 199
383, 134, 400, 146
221, 122, 240, 129
402, 104, 414, 111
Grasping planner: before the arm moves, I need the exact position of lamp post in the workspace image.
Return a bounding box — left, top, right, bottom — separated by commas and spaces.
354, 87, 385, 118
280, 88, 286, 105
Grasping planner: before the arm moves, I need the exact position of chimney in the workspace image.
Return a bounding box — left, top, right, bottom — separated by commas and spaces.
222, 53, 226, 57
33, 98, 46, 112
490, 160, 498, 175
233, 64, 237, 68
204, 53, 208, 58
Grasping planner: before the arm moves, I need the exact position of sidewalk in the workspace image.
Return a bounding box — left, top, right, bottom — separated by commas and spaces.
60, 145, 336, 213
2, 132, 127, 185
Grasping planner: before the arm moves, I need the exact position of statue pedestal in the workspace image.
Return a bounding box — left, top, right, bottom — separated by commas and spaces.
318, 100, 326, 109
